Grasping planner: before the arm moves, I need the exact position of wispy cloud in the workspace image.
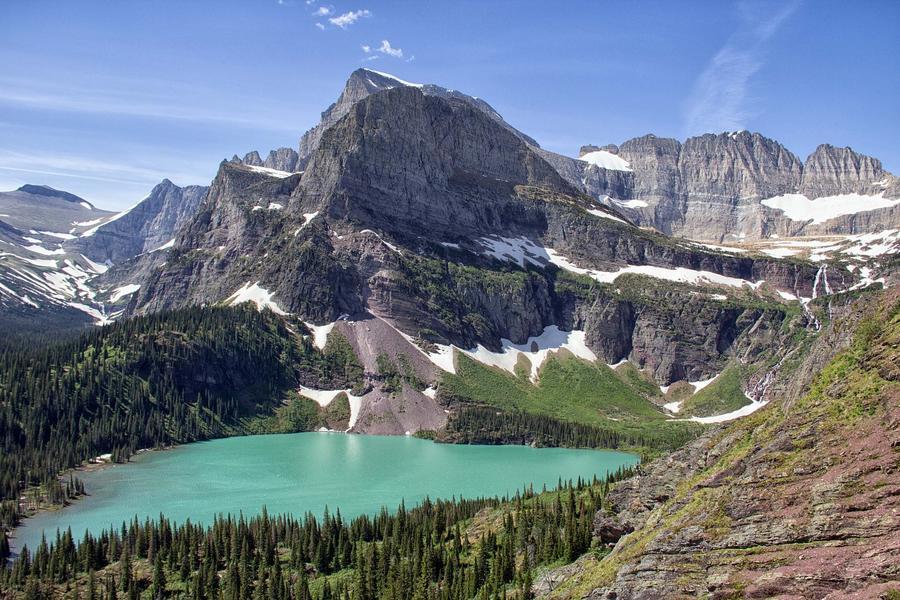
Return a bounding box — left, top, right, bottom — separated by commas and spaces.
683, 0, 800, 135
0, 78, 299, 133
313, 5, 331, 16
361, 40, 405, 59
329, 9, 370, 29
0, 149, 205, 188
376, 39, 403, 58
315, 22, 325, 30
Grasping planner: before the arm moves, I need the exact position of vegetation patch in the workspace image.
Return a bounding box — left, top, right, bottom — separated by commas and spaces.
678, 365, 750, 417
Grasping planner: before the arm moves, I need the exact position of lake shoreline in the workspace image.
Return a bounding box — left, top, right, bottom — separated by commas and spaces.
7, 446, 175, 556
10, 432, 639, 556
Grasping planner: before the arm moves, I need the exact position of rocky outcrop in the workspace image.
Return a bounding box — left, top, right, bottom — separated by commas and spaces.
297, 68, 539, 170
264, 147, 300, 172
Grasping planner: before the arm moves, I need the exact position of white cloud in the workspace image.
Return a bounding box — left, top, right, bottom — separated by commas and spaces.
377, 39, 403, 58
361, 44, 371, 53
683, 0, 799, 135
329, 9, 370, 29
364, 55, 380, 62
313, 5, 331, 16
315, 22, 325, 30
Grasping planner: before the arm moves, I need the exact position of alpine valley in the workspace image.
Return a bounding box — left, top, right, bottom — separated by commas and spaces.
1, 69, 898, 599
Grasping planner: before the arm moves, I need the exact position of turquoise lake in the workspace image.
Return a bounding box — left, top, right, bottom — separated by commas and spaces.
13, 433, 638, 553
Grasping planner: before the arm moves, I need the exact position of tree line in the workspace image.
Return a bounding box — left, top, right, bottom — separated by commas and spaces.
1, 474, 636, 599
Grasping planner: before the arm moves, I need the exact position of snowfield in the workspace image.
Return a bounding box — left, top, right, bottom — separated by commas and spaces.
761, 192, 899, 224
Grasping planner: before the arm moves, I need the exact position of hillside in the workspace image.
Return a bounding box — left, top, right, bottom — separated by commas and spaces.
543, 286, 900, 599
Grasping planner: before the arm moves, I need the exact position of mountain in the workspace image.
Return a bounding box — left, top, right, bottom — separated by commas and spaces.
569, 133, 900, 241
280, 69, 900, 243
125, 76, 884, 437
2, 68, 899, 598
0, 180, 207, 340
70, 178, 207, 264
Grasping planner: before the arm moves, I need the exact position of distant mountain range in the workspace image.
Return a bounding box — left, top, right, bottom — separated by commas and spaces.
1, 67, 897, 393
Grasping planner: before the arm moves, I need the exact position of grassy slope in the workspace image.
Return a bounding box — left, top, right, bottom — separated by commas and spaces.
677, 364, 750, 417
440, 351, 696, 444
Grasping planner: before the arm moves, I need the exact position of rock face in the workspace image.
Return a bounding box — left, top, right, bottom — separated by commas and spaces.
297, 68, 538, 170
548, 288, 900, 600
264, 147, 300, 172
72, 179, 208, 263
564, 133, 900, 241
291, 70, 900, 241
800, 143, 897, 197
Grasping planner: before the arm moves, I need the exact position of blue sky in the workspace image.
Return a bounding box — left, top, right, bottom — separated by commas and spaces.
1, 0, 898, 210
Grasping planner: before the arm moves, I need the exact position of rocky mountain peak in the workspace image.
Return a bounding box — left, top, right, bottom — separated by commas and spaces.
800, 143, 893, 197
242, 151, 263, 166
298, 69, 538, 171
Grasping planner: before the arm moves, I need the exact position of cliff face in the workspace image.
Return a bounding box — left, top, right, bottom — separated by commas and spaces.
800, 143, 895, 198
71, 179, 207, 263
568, 133, 900, 241
543, 287, 900, 599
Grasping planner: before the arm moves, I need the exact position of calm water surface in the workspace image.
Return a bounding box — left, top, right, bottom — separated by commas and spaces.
14, 433, 638, 553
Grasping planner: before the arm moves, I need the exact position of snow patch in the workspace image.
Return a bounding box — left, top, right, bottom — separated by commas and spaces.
245, 165, 294, 178
363, 68, 424, 88
110, 283, 140, 302
153, 238, 176, 252
24, 244, 65, 256
761, 247, 799, 258
762, 192, 900, 224
613, 199, 649, 209
579, 150, 633, 172
459, 326, 597, 382
226, 282, 288, 315
36, 230, 76, 240
295, 211, 319, 235
586, 209, 628, 224
690, 395, 767, 424
303, 321, 334, 350
690, 375, 718, 392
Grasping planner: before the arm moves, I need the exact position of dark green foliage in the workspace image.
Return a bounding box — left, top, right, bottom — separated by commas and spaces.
320, 333, 365, 394
0, 305, 355, 530
436, 406, 699, 453
1, 474, 636, 599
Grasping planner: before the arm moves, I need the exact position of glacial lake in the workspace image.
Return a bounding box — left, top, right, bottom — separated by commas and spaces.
13, 433, 638, 554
